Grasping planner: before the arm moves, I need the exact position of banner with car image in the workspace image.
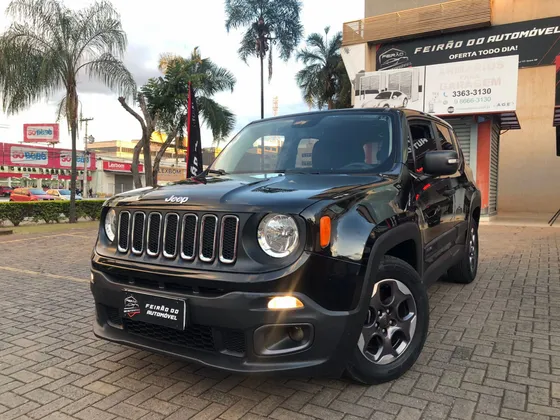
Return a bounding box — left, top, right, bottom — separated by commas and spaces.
354, 55, 519, 116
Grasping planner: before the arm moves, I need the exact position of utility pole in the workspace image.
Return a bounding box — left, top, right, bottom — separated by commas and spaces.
79, 117, 94, 198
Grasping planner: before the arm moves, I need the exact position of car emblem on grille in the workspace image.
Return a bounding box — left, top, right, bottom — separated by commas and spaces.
123, 295, 140, 318
165, 195, 189, 204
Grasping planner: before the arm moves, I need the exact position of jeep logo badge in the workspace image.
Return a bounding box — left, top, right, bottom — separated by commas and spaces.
165, 195, 189, 204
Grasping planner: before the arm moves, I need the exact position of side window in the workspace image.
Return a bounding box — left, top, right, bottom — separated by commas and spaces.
407, 120, 439, 172
435, 123, 456, 151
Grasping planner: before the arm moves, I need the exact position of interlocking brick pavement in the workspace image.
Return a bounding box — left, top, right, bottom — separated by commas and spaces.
0, 224, 559, 420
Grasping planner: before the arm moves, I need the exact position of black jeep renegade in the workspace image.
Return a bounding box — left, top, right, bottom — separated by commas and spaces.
90, 108, 481, 384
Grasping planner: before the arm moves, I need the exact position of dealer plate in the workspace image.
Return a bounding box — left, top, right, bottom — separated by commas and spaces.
122, 291, 186, 330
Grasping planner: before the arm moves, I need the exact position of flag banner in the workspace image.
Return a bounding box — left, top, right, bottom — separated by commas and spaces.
186, 82, 203, 177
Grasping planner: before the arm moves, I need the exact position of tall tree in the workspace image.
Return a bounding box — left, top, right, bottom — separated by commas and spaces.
0, 0, 136, 222
156, 47, 236, 156
295, 26, 351, 110
224, 0, 303, 119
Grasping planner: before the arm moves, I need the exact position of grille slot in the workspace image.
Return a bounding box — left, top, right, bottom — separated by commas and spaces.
131, 212, 146, 254
219, 216, 239, 264
123, 319, 216, 351
147, 213, 162, 256
117, 211, 131, 252
180, 214, 198, 260
163, 213, 180, 258
199, 215, 218, 262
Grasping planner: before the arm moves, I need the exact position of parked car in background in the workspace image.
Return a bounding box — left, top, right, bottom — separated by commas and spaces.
0, 186, 13, 197
10, 188, 57, 201
362, 90, 409, 108
46, 189, 82, 201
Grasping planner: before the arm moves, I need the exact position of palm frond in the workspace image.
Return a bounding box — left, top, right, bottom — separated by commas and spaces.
238, 28, 258, 63
224, 0, 259, 32
197, 96, 236, 140
78, 52, 136, 99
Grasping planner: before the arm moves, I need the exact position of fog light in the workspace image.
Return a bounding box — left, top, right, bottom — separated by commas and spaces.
267, 296, 303, 310
288, 326, 304, 342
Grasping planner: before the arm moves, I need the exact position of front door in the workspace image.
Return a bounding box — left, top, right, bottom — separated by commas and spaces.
406, 118, 456, 267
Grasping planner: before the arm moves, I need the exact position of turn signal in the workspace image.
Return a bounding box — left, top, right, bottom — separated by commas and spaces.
268, 296, 304, 310
320, 216, 331, 248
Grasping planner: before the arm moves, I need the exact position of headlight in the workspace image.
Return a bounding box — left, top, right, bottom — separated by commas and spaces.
104, 209, 117, 242
257, 214, 299, 258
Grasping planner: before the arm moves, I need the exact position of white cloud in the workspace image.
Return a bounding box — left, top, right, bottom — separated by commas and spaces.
0, 0, 363, 151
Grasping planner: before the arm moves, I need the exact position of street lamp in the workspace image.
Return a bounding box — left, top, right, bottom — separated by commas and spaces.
84, 134, 95, 197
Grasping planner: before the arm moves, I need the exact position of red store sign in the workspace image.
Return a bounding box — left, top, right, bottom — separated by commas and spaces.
103, 160, 144, 173
0, 142, 96, 170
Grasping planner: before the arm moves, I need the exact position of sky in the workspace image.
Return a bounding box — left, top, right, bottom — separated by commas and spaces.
0, 0, 363, 150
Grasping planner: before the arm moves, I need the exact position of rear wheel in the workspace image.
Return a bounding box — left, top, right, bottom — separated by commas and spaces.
447, 218, 478, 284
345, 256, 429, 384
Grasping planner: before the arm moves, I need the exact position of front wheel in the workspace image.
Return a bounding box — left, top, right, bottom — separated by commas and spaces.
345, 256, 429, 384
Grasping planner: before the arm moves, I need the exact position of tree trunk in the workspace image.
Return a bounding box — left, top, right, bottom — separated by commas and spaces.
328, 99, 334, 110
260, 50, 264, 119
69, 88, 79, 223
131, 140, 144, 189
152, 129, 178, 186
118, 96, 147, 188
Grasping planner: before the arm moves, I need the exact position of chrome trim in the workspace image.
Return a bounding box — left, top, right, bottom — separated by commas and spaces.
180, 214, 198, 261
163, 213, 180, 259
131, 212, 146, 255
199, 214, 218, 262
219, 215, 239, 264
117, 211, 131, 253
146, 212, 162, 257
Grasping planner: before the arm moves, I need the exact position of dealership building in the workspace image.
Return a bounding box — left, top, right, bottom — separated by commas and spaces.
342, 0, 560, 219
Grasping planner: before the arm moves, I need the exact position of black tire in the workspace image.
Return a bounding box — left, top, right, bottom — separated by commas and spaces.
345, 255, 429, 385
447, 218, 478, 284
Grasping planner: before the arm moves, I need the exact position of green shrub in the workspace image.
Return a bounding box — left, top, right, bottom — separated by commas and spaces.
0, 199, 105, 226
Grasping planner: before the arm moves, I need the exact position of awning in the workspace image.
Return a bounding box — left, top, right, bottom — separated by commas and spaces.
498, 112, 521, 130
554, 107, 560, 127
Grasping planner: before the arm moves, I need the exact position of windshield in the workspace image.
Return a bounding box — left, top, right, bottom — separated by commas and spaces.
210, 112, 399, 175
375, 92, 393, 99
30, 189, 46, 195
58, 189, 71, 195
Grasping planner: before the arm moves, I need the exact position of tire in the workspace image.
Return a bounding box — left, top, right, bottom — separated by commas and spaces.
345, 255, 429, 385
447, 218, 478, 284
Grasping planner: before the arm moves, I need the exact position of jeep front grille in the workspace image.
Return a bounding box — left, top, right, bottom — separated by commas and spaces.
117, 211, 239, 264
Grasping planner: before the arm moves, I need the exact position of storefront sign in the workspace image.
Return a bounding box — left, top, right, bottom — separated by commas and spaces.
424, 55, 519, 115
9, 146, 49, 166
354, 55, 519, 116
0, 143, 96, 170
158, 166, 185, 182
103, 160, 144, 173
377, 16, 560, 70
23, 123, 59, 143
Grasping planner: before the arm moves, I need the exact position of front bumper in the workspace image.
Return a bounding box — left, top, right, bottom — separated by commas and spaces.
90, 253, 366, 377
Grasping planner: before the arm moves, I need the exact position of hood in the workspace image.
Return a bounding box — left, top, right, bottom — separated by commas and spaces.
105, 173, 392, 213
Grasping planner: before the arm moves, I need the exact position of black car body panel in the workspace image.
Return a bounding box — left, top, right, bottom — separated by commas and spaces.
90, 108, 480, 376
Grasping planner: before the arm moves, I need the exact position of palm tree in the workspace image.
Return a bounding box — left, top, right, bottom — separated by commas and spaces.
224, 0, 304, 119
296, 26, 351, 110
157, 47, 236, 147
0, 0, 136, 222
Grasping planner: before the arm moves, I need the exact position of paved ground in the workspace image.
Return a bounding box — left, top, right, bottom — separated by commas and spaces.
0, 225, 559, 420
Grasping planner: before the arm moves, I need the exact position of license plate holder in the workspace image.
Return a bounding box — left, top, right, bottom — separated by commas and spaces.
121, 291, 186, 331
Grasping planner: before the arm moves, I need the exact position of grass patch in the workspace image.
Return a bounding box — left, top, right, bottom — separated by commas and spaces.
10, 220, 99, 236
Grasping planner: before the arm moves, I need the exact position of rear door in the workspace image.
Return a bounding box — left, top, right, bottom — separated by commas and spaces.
406, 118, 456, 266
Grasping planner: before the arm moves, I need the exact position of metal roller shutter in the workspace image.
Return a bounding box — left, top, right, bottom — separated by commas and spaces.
445, 118, 472, 165
489, 120, 500, 215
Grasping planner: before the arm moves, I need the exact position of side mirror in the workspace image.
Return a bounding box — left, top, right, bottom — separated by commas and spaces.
423, 150, 459, 176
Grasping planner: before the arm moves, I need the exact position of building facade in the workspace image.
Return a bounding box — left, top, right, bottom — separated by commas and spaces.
342, 0, 560, 219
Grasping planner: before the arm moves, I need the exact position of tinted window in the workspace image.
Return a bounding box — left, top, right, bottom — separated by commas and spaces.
29, 189, 46, 195
211, 112, 399, 175
435, 123, 455, 151
407, 121, 438, 172
59, 189, 71, 195
375, 92, 392, 99
392, 92, 402, 98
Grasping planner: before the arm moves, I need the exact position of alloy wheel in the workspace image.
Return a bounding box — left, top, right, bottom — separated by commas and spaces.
468, 227, 477, 274
358, 279, 417, 365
